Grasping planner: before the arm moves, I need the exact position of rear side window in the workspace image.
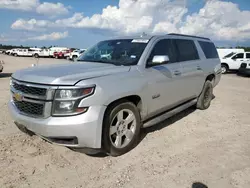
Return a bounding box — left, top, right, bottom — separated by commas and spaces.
198, 41, 219, 59
174, 39, 199, 62
246, 53, 250, 59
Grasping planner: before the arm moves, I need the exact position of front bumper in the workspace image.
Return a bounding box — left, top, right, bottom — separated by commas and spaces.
8, 101, 106, 149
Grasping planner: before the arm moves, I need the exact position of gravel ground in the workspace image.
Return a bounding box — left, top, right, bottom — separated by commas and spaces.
0, 54, 250, 188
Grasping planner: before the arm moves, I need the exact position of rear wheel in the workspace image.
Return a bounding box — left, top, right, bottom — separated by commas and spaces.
34, 54, 39, 58
102, 100, 141, 156
221, 64, 228, 74
196, 80, 213, 110
14, 53, 18, 57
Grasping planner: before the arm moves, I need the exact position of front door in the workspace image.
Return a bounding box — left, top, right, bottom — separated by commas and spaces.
144, 39, 184, 117
230, 53, 244, 69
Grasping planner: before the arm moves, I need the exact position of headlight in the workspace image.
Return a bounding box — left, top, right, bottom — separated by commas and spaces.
52, 86, 95, 116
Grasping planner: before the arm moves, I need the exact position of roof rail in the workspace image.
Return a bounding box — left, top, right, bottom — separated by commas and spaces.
168, 33, 210, 40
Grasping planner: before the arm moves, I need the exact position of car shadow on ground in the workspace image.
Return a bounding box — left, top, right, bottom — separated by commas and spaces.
139, 106, 196, 143
0, 73, 12, 78
192, 182, 208, 188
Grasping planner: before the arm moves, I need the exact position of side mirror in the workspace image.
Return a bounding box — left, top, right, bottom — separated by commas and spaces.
151, 55, 170, 65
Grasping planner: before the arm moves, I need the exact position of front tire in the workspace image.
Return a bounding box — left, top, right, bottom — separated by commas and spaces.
102, 100, 141, 156
196, 80, 213, 110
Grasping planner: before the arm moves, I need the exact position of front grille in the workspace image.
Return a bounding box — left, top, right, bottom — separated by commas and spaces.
240, 63, 247, 68
13, 81, 47, 96
13, 98, 44, 117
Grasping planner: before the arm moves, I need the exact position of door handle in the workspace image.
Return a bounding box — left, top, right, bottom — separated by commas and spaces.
197, 66, 202, 70
174, 71, 181, 76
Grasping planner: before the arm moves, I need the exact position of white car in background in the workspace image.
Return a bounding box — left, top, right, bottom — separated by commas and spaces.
10, 49, 20, 56
13, 49, 38, 57
69, 49, 86, 60
5, 50, 12, 55
220, 52, 250, 73
33, 49, 50, 58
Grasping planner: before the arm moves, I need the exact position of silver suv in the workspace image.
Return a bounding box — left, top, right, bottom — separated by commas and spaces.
9, 34, 222, 156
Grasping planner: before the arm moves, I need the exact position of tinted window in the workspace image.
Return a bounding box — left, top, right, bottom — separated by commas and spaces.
232, 53, 244, 59
246, 53, 250, 59
175, 39, 199, 62
78, 39, 148, 66
198, 41, 219, 59
148, 39, 177, 64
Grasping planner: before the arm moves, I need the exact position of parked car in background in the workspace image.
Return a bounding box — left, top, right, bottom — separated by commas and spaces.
9, 33, 221, 156
220, 52, 250, 73
33, 49, 50, 58
13, 49, 38, 57
54, 49, 71, 59
238, 60, 250, 77
69, 49, 86, 60
5, 50, 12, 55
10, 49, 20, 56
49, 47, 68, 57
217, 48, 245, 59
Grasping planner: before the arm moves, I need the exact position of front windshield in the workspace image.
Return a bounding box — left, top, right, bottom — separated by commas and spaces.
77, 39, 148, 66
223, 52, 236, 58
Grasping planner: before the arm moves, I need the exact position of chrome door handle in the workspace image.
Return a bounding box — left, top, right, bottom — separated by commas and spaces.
174, 71, 181, 76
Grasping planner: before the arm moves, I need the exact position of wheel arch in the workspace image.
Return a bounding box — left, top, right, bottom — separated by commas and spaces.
104, 95, 142, 116
221, 62, 229, 68
206, 74, 215, 82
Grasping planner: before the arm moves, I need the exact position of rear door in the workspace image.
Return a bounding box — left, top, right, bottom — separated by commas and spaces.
145, 39, 185, 116
173, 39, 204, 98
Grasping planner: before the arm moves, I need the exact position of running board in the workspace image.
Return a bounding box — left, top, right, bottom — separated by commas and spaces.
142, 99, 197, 128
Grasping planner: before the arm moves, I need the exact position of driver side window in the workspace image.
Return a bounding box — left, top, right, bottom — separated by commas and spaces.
232, 53, 244, 59
147, 39, 177, 66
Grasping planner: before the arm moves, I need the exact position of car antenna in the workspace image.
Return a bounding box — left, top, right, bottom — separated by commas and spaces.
140, 32, 147, 37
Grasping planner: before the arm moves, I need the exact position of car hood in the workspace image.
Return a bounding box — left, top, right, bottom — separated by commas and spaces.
12, 62, 131, 85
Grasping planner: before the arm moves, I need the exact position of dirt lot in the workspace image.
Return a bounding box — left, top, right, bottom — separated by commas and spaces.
0, 54, 250, 188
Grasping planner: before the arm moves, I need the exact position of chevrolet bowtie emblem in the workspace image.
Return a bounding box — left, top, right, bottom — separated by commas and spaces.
14, 93, 23, 102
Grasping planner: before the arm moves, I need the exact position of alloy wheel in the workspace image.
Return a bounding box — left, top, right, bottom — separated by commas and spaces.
109, 109, 136, 149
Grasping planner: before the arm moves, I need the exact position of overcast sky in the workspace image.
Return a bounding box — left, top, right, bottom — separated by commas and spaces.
0, 0, 250, 48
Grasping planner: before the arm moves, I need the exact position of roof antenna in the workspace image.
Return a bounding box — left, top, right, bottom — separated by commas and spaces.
140, 32, 147, 37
